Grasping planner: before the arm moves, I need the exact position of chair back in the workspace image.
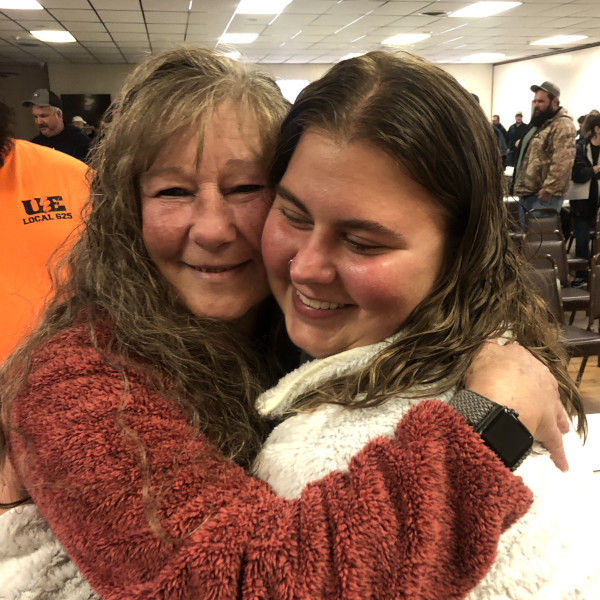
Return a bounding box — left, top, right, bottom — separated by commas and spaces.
588, 253, 600, 326
523, 230, 570, 287
522, 254, 564, 324
592, 210, 600, 257
524, 208, 563, 239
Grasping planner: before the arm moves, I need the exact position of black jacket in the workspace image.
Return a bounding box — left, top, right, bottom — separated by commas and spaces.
571, 139, 600, 218
507, 122, 528, 154
30, 124, 91, 163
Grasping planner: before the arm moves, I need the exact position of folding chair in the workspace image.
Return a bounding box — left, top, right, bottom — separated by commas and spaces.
564, 253, 600, 384
523, 230, 589, 324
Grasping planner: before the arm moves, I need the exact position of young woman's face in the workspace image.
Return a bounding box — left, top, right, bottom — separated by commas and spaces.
261, 130, 448, 358
140, 101, 271, 327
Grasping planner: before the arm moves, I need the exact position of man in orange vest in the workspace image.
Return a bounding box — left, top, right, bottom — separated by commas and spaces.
0, 100, 89, 361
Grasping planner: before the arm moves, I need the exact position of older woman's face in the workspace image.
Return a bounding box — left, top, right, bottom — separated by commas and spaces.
262, 130, 447, 358
140, 101, 271, 326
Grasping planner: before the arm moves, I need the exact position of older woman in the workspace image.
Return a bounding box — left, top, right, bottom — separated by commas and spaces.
1, 47, 566, 599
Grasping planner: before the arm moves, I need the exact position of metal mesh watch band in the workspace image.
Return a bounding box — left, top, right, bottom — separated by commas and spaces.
448, 389, 502, 426
448, 389, 533, 471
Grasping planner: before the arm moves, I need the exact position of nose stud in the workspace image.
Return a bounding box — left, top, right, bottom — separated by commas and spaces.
288, 258, 293, 268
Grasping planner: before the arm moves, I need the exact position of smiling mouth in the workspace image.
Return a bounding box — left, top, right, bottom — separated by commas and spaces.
188, 262, 245, 274
296, 290, 347, 310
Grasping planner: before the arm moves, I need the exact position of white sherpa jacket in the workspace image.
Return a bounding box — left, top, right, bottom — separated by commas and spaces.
253, 339, 600, 599
0, 503, 97, 600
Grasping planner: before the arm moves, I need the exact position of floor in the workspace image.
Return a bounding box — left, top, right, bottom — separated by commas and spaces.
569, 355, 600, 415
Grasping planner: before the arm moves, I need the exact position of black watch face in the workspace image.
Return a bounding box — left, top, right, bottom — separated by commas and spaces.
481, 409, 533, 469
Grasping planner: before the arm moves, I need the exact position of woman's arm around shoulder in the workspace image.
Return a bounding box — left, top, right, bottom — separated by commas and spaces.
8, 329, 532, 599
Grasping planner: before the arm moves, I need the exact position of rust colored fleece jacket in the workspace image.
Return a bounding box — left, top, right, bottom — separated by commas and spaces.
9, 324, 533, 599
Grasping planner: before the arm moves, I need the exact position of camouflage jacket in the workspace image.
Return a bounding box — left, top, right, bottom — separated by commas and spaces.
513, 107, 576, 197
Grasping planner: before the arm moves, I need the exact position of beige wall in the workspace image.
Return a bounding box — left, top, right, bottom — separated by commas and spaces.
1, 63, 49, 140
47, 62, 133, 99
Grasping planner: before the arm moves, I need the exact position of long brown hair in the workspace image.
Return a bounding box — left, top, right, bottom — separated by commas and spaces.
270, 51, 585, 433
1, 46, 291, 471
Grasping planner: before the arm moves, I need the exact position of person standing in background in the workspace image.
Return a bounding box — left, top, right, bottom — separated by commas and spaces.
506, 111, 527, 167
576, 115, 586, 141
570, 113, 600, 284
492, 114, 508, 142
0, 100, 89, 361
22, 89, 91, 163
71, 115, 90, 136
512, 81, 576, 227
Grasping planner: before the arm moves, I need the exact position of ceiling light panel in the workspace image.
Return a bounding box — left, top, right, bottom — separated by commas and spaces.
382, 33, 431, 45
30, 30, 77, 43
219, 32, 259, 44
530, 35, 588, 45
450, 2, 521, 18
0, 0, 42, 8
236, 0, 293, 15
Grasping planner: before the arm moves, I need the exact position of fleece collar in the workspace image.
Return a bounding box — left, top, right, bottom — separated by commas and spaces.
256, 335, 402, 417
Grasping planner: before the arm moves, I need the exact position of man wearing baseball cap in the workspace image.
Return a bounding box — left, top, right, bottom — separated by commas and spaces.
512, 80, 576, 227
506, 111, 527, 167
71, 115, 87, 130
22, 88, 91, 163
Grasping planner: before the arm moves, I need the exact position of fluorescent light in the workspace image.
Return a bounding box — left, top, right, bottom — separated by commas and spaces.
0, 0, 42, 8
462, 52, 505, 62
339, 52, 364, 61
236, 0, 292, 14
219, 33, 258, 44
222, 50, 241, 60
449, 2, 521, 18
530, 35, 588, 46
276, 79, 309, 103
382, 33, 431, 46
30, 30, 76, 43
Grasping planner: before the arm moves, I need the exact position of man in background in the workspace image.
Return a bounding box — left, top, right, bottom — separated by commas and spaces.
492, 114, 508, 143
0, 99, 89, 361
506, 111, 527, 167
71, 115, 88, 131
22, 88, 91, 162
512, 81, 576, 227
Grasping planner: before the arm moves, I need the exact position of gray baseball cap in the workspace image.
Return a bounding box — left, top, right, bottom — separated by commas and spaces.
22, 88, 62, 109
530, 81, 560, 98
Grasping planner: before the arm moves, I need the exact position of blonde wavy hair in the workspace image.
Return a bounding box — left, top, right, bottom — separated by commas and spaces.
1, 46, 291, 471
270, 51, 585, 433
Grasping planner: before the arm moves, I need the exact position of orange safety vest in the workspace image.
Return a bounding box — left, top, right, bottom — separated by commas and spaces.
0, 139, 90, 361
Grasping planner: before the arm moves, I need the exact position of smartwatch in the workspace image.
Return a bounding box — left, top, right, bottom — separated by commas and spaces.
449, 389, 533, 471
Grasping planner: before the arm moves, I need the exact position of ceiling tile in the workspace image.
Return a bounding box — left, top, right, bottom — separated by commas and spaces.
147, 23, 186, 34
47, 9, 99, 21
144, 12, 189, 24
0, 0, 595, 66
142, 0, 189, 10
74, 31, 112, 41
105, 22, 146, 33
63, 21, 107, 32
97, 10, 143, 22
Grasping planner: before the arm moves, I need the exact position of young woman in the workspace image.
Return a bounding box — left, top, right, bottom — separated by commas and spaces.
1, 47, 567, 599
256, 51, 599, 598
